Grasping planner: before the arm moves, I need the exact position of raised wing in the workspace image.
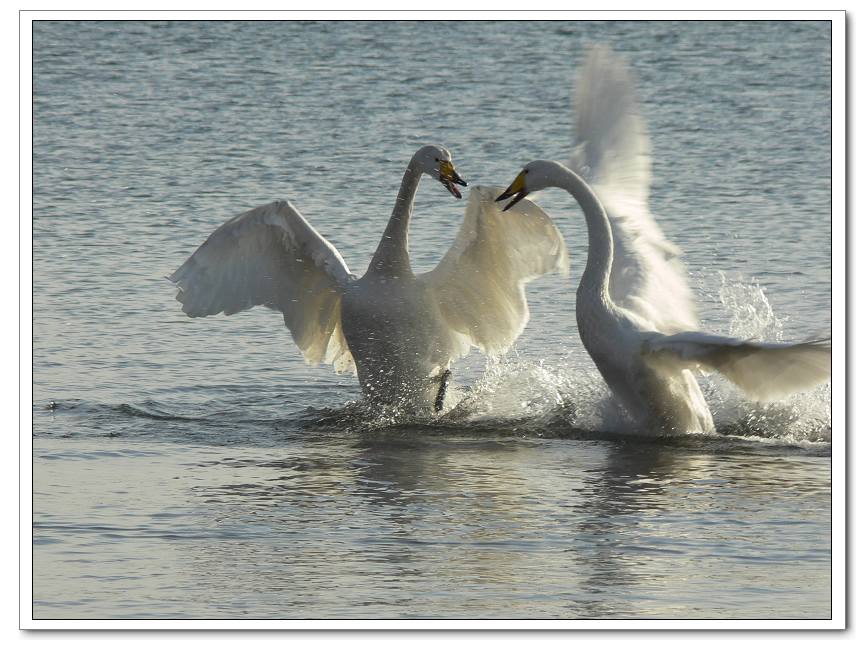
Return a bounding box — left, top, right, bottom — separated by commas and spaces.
643, 332, 831, 402
169, 200, 356, 373
569, 44, 698, 333
418, 186, 569, 357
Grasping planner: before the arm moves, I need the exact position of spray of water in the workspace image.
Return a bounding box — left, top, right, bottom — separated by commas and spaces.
700, 272, 831, 443
92, 273, 824, 446
433, 272, 831, 445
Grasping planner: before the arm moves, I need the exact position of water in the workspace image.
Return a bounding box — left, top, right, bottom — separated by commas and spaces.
31, 20, 832, 620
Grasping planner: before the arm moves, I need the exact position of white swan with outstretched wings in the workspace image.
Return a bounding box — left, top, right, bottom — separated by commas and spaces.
494, 47, 830, 434
498, 158, 831, 434
170, 145, 567, 411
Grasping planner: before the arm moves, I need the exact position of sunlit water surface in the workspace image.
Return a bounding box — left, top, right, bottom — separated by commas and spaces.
32, 20, 831, 620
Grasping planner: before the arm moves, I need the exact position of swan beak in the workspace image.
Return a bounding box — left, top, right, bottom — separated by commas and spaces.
438, 160, 468, 199
496, 170, 528, 211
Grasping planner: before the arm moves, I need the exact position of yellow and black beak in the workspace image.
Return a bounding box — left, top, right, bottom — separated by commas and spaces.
438, 160, 468, 199
495, 170, 529, 211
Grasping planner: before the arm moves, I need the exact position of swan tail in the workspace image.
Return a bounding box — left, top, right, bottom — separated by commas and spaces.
643, 332, 831, 402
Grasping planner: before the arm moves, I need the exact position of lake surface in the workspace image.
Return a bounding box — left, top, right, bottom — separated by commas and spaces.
31, 19, 833, 620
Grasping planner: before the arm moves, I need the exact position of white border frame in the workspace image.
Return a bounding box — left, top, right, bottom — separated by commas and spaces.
19, 9, 847, 631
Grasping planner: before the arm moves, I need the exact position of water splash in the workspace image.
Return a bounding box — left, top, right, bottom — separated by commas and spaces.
442, 355, 621, 433
35, 276, 830, 448
433, 273, 831, 445
714, 270, 786, 341
697, 272, 831, 443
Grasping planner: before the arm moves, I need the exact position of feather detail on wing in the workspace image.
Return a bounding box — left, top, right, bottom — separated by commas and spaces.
643, 332, 831, 402
569, 44, 698, 333
418, 186, 569, 357
168, 199, 356, 373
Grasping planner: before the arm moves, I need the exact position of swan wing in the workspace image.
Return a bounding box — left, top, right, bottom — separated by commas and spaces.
643, 332, 831, 402
169, 199, 356, 373
569, 44, 698, 333
418, 186, 569, 356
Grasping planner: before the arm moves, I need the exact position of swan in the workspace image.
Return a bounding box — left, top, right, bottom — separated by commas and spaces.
495, 49, 830, 434
497, 160, 830, 434
169, 145, 568, 411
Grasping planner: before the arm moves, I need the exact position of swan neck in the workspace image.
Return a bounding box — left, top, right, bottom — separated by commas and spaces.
367, 160, 422, 276
557, 167, 614, 305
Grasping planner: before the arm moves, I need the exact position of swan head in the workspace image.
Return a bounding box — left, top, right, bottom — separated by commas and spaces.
414, 144, 468, 199
496, 160, 563, 211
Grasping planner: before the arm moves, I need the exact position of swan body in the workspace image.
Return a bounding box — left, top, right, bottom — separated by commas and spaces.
498, 159, 830, 434
170, 145, 568, 411
340, 272, 455, 407
495, 47, 829, 434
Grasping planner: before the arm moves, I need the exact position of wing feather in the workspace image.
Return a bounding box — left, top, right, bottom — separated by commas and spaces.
418, 186, 569, 356
569, 44, 698, 333
169, 200, 356, 372
644, 332, 831, 402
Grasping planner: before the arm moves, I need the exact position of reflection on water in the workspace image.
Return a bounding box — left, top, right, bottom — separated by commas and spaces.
33, 430, 830, 619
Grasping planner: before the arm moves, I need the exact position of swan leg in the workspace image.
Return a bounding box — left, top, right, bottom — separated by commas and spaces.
434, 369, 451, 412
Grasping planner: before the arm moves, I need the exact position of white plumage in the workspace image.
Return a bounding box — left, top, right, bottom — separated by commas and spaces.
170, 145, 568, 411
169, 199, 356, 373
642, 332, 831, 403
496, 47, 830, 434
569, 45, 697, 334
420, 186, 570, 355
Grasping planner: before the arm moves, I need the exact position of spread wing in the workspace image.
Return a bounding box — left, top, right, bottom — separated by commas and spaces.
169, 199, 356, 373
644, 332, 831, 402
418, 186, 569, 357
569, 44, 698, 333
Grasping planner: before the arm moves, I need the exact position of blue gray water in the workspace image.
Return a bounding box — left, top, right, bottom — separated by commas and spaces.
31, 20, 832, 620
